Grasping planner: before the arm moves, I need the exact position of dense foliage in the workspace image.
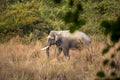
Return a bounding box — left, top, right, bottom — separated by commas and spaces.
0, 0, 120, 42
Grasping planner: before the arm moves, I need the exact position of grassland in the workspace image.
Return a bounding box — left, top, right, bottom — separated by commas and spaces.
0, 38, 119, 80
0, 0, 120, 80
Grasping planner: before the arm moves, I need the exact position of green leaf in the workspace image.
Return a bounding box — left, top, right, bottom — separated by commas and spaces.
111, 34, 120, 43
102, 47, 110, 55
77, 3, 83, 11
103, 59, 109, 66
69, 25, 76, 33
115, 77, 120, 80
111, 72, 116, 77
63, 11, 73, 23
69, 0, 74, 7
111, 54, 115, 59
53, 0, 62, 3
96, 71, 105, 78
110, 61, 116, 68
100, 20, 111, 35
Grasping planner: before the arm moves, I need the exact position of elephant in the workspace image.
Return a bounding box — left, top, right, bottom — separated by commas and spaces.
41, 30, 91, 59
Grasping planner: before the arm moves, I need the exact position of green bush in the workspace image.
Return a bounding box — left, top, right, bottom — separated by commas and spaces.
0, 0, 120, 43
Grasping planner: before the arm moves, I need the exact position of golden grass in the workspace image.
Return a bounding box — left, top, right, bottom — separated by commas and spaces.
0, 39, 119, 80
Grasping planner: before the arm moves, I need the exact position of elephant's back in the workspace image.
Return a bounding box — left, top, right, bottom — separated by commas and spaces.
68, 31, 91, 45
77, 31, 91, 45
53, 30, 91, 46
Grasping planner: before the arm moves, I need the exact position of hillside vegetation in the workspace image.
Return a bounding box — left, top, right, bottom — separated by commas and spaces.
0, 0, 120, 42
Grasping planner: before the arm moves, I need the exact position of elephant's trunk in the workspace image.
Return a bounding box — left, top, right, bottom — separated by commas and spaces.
45, 41, 51, 57
40, 46, 50, 57
46, 47, 50, 57
40, 41, 51, 57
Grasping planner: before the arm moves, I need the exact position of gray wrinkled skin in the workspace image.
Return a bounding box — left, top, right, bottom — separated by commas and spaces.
44, 30, 91, 59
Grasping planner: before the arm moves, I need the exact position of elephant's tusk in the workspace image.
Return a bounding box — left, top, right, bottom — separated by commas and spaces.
40, 46, 49, 50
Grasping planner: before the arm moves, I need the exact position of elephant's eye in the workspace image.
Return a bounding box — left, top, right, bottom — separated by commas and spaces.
56, 39, 62, 46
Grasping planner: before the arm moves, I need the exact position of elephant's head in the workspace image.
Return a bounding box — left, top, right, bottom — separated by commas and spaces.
41, 31, 62, 57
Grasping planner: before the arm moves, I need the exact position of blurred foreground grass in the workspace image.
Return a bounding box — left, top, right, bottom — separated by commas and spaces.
0, 37, 120, 80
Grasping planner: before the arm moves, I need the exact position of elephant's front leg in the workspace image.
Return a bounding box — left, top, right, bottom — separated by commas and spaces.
54, 47, 62, 57
63, 48, 70, 60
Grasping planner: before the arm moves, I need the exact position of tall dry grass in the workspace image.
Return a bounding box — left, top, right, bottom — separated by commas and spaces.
0, 38, 120, 80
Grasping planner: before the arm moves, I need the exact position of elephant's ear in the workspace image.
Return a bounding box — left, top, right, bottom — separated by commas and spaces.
56, 38, 62, 46
54, 33, 59, 41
